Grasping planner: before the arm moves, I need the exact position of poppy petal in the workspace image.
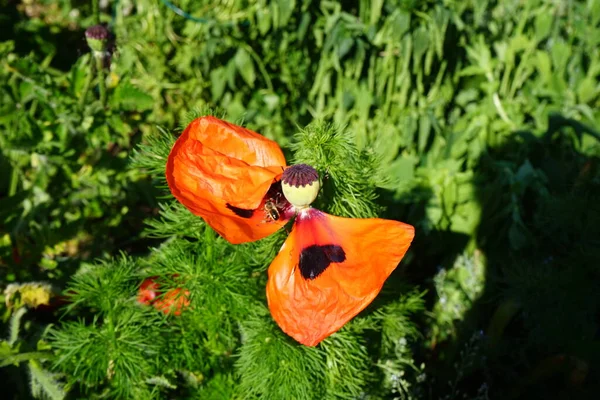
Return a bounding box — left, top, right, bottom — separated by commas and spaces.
153, 288, 190, 316
166, 117, 290, 243
138, 277, 190, 316
138, 278, 159, 304
187, 116, 286, 169
266, 208, 415, 346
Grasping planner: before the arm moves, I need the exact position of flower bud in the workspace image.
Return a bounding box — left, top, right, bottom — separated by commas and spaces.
85, 24, 109, 54
281, 164, 320, 209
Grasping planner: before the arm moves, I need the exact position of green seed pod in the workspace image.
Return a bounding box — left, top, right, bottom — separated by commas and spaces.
281, 164, 320, 209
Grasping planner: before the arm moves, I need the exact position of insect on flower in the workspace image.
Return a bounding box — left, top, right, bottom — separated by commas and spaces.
166, 116, 294, 244
262, 187, 289, 223
166, 116, 414, 346
264, 200, 281, 221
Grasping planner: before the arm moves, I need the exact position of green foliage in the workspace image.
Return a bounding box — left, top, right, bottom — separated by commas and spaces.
2, 0, 600, 399
29, 359, 66, 400
40, 118, 425, 398
429, 252, 486, 346
130, 127, 176, 190
0, 41, 157, 285
0, 305, 63, 400
49, 257, 163, 398
290, 121, 382, 218
236, 315, 325, 399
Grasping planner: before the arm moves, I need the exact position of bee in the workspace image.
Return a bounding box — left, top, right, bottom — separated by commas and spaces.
261, 182, 289, 223
264, 199, 281, 221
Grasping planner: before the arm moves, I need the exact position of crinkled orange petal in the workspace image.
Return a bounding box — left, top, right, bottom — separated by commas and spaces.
266, 209, 415, 346
138, 278, 159, 304
166, 116, 289, 243
153, 288, 190, 316
187, 116, 286, 169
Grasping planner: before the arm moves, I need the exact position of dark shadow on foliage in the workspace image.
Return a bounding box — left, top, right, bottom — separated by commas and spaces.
376, 182, 470, 306
0, 1, 89, 71
429, 114, 600, 400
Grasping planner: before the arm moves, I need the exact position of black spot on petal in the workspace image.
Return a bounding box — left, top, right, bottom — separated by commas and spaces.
226, 203, 254, 218
299, 244, 346, 280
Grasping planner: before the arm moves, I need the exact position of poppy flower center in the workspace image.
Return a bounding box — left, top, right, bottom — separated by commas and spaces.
281, 164, 320, 209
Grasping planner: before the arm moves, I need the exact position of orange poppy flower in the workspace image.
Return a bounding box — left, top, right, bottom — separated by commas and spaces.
138, 277, 190, 316
166, 116, 293, 244
266, 208, 414, 346
166, 116, 415, 345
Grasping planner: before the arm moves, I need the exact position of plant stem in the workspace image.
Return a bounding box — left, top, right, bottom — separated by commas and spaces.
8, 307, 27, 345
79, 55, 96, 110
8, 166, 19, 196
95, 54, 107, 108
92, 0, 100, 24
0, 352, 51, 368
204, 226, 215, 263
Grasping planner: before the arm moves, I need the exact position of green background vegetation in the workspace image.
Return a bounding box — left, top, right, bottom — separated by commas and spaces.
1, 0, 599, 399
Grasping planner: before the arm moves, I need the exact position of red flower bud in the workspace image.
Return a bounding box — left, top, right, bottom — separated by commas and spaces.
138, 277, 189, 316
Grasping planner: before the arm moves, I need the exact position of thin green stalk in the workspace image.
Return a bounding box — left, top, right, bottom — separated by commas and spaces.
29, 99, 38, 116
239, 42, 273, 91
8, 307, 27, 345
8, 166, 19, 196
92, 0, 100, 24
95, 55, 107, 108
0, 352, 51, 368
78, 55, 95, 110
204, 226, 215, 263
